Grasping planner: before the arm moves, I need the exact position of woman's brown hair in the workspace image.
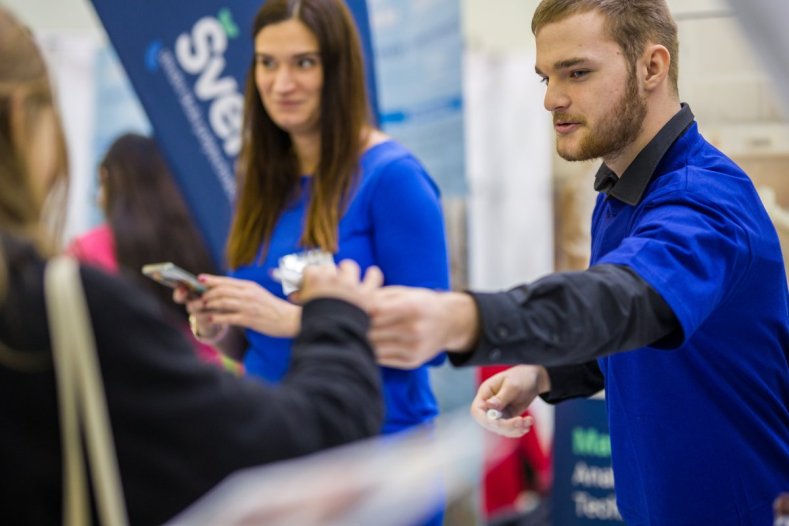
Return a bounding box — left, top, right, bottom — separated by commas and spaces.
0, 8, 68, 299
101, 133, 217, 320
226, 0, 371, 268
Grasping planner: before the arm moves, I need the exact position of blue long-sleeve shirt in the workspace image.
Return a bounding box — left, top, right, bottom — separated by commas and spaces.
231, 140, 450, 434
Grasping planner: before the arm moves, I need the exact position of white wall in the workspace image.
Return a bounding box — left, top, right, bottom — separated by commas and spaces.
462, 0, 540, 53
3, 0, 103, 35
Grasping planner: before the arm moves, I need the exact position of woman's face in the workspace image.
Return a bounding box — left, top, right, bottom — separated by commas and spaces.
254, 19, 323, 137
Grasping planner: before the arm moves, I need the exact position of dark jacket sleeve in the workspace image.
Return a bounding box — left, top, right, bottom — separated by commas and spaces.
449, 264, 680, 400
82, 268, 383, 525
541, 361, 605, 403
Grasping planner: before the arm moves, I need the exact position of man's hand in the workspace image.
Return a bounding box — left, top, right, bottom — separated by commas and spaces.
369, 289, 479, 368
298, 260, 383, 312
470, 365, 550, 438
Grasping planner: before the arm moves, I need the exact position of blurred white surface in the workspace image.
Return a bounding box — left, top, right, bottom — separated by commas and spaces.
724, 0, 789, 115
168, 410, 511, 526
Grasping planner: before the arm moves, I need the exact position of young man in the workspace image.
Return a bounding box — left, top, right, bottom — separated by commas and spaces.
369, 1, 789, 524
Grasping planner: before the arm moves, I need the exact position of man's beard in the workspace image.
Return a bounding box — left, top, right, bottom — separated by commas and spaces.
556, 70, 647, 162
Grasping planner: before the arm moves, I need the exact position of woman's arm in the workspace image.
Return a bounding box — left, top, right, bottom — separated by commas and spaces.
369, 155, 450, 291
196, 274, 301, 339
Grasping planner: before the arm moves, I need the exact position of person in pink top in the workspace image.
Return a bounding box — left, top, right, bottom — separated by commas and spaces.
67, 133, 239, 372
68, 222, 118, 272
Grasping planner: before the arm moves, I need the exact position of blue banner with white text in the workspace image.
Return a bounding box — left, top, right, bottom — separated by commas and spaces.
553, 398, 623, 524
89, 0, 378, 266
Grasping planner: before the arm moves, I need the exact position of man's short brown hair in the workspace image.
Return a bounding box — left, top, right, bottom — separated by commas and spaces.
532, 0, 679, 93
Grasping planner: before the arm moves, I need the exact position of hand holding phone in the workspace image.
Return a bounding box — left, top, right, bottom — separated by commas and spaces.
142, 262, 206, 296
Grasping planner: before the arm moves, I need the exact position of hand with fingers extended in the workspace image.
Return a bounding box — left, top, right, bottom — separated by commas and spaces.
297, 260, 384, 312
369, 288, 480, 369
470, 365, 550, 438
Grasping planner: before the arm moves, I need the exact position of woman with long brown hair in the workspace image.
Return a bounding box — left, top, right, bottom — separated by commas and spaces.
0, 6, 384, 523
182, 0, 450, 448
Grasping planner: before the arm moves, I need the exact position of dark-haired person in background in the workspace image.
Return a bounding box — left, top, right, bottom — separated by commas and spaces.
0, 7, 383, 524
369, 1, 789, 524
67, 133, 235, 369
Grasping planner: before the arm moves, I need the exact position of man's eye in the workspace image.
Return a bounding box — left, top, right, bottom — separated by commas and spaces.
539, 76, 549, 85
570, 70, 589, 79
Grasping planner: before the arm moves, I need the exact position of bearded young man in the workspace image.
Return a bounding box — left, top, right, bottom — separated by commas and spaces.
368, 0, 789, 523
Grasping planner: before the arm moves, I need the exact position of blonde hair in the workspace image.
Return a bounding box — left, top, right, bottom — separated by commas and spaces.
0, 8, 68, 299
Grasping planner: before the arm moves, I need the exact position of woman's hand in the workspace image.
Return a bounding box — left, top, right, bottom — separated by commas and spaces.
191, 275, 301, 338
173, 285, 226, 341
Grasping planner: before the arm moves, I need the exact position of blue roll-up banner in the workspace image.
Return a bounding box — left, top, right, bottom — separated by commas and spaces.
89, 0, 378, 266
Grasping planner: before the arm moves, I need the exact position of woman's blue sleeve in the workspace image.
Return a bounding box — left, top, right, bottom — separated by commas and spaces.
368, 155, 450, 365
368, 156, 450, 290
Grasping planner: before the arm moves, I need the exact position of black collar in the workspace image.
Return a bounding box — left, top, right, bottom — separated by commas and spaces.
594, 103, 695, 206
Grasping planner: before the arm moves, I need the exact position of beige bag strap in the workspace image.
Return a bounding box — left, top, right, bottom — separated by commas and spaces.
45, 256, 129, 526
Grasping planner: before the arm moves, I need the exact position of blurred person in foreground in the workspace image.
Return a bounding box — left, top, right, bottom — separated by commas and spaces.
67, 133, 235, 369
0, 7, 383, 524
369, 0, 789, 524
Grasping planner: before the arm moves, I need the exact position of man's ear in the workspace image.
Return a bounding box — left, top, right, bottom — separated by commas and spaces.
642, 44, 671, 92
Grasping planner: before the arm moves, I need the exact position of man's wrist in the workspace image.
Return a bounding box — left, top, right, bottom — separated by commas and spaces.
536, 366, 552, 395
442, 292, 480, 353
